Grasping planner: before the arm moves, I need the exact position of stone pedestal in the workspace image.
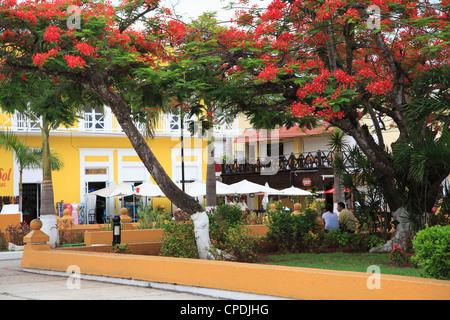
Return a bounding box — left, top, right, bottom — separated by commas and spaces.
24, 219, 50, 244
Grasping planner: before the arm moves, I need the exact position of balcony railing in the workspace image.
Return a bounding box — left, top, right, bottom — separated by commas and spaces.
222, 150, 334, 175
0, 110, 239, 135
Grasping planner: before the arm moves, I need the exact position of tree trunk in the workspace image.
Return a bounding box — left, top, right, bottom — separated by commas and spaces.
39, 125, 58, 246
333, 149, 345, 210
206, 132, 216, 208
85, 68, 211, 258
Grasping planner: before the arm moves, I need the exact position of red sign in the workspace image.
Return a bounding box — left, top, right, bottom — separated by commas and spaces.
0, 168, 12, 188
302, 177, 312, 187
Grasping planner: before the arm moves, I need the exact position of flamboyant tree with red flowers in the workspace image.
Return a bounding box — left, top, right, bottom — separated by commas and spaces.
0, 0, 449, 253
0, 0, 219, 254
161, 0, 450, 248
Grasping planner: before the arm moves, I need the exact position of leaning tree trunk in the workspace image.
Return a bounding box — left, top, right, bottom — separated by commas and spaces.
206, 132, 216, 208
87, 68, 213, 259
39, 125, 59, 247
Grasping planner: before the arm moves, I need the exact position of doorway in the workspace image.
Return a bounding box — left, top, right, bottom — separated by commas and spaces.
22, 183, 41, 224
87, 181, 106, 223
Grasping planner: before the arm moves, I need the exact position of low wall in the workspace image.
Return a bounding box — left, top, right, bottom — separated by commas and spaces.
56, 242, 162, 256
0, 213, 21, 231
83, 225, 268, 246
21, 243, 450, 300
84, 229, 164, 246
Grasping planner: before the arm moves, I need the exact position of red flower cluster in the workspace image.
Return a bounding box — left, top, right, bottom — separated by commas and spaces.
75, 42, 96, 56
255, 64, 279, 82
290, 101, 315, 118
63, 54, 86, 69
366, 78, 393, 95
334, 69, 355, 87
31, 48, 59, 67
43, 25, 62, 43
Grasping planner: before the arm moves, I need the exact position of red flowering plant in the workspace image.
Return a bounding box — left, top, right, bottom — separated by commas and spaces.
389, 243, 412, 267
162, 0, 450, 247
0, 0, 207, 230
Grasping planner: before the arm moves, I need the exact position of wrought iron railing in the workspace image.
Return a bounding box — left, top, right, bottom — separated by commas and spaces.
222, 150, 334, 174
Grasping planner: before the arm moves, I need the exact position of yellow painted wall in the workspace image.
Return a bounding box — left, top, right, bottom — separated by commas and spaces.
0, 132, 207, 213
0, 149, 14, 197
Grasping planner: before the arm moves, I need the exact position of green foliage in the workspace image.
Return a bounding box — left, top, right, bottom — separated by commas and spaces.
214, 204, 244, 227
58, 220, 85, 245
5, 222, 30, 246
211, 226, 260, 263
0, 230, 7, 251
320, 230, 368, 252
159, 204, 262, 262
429, 190, 450, 226
208, 204, 261, 262
244, 211, 265, 225
412, 225, 450, 280
265, 209, 318, 252
136, 202, 171, 229
389, 243, 412, 267
160, 219, 199, 259
111, 243, 132, 254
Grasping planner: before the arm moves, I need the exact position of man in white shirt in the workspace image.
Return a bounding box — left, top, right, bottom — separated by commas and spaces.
237, 197, 248, 212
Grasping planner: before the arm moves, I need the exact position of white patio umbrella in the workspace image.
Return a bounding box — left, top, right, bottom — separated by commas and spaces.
280, 185, 312, 196
135, 182, 165, 197
89, 182, 136, 198
174, 181, 236, 197
216, 181, 235, 195
262, 182, 285, 208
228, 179, 280, 195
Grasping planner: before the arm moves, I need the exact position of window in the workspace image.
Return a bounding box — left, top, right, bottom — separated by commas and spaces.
84, 107, 104, 131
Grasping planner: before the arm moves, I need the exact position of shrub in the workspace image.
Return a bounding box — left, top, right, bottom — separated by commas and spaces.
160, 219, 199, 259
137, 204, 171, 229
412, 225, 450, 280
211, 225, 261, 263
0, 230, 7, 251
111, 243, 132, 254
308, 229, 385, 253
265, 209, 318, 251
215, 204, 244, 227
5, 222, 31, 246
389, 243, 410, 266
59, 220, 85, 245
244, 211, 265, 225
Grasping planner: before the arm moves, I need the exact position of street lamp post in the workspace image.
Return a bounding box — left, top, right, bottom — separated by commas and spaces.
180, 111, 185, 192
112, 215, 121, 246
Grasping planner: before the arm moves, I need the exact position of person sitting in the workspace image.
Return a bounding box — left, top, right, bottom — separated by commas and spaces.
226, 197, 235, 206
321, 203, 339, 232
237, 197, 248, 212
291, 203, 302, 216
337, 202, 356, 233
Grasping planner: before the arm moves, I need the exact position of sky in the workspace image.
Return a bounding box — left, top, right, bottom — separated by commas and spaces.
160, 0, 272, 22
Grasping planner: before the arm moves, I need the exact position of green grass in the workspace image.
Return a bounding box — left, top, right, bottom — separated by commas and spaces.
259, 252, 422, 278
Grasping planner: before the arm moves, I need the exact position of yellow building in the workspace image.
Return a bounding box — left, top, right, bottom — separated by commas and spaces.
0, 107, 241, 224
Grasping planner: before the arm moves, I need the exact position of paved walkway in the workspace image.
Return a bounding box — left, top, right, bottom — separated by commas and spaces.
0, 259, 222, 300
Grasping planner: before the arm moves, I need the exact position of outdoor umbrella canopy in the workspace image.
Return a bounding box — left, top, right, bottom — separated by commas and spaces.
175, 181, 236, 197
264, 182, 285, 195
228, 179, 282, 195
280, 185, 312, 196
135, 182, 165, 197
88, 182, 135, 198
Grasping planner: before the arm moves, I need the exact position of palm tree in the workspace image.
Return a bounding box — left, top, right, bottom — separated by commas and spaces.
328, 128, 346, 208
0, 130, 64, 214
